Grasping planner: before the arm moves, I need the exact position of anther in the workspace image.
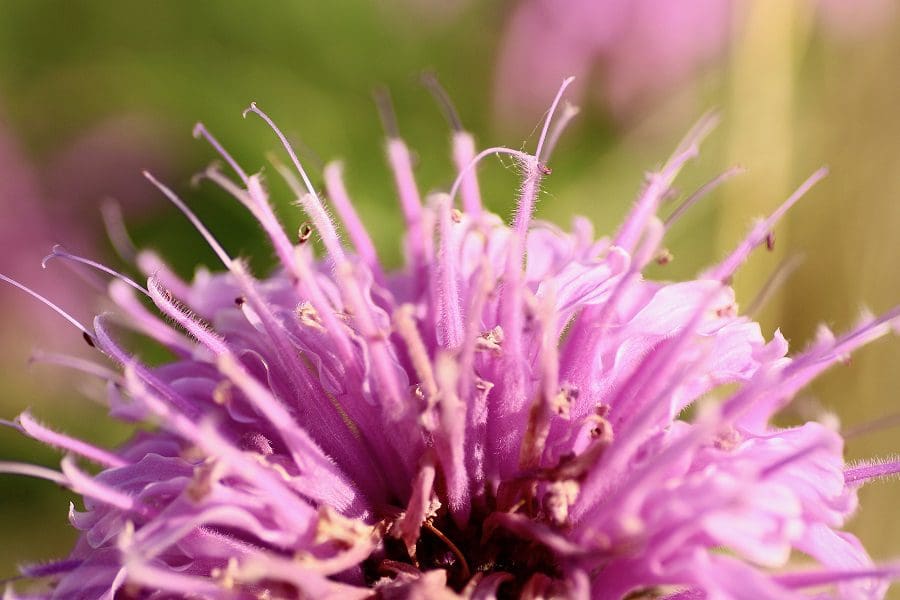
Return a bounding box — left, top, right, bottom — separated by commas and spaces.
544, 480, 579, 525
716, 304, 737, 318
82, 332, 96, 348
298, 223, 313, 244
239, 432, 274, 456
766, 231, 776, 251
213, 380, 233, 405
241, 102, 258, 119
552, 387, 577, 419
476, 326, 504, 354
189, 169, 207, 188
186, 459, 218, 502
412, 384, 426, 403
655, 249, 673, 265
474, 378, 493, 393
714, 427, 742, 451
586, 413, 613, 444
234, 296, 246, 307
296, 302, 323, 328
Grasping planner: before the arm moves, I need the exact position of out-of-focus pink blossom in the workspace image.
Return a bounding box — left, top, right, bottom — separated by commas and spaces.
813, 0, 896, 39
494, 0, 734, 124
494, 0, 896, 126
0, 113, 171, 350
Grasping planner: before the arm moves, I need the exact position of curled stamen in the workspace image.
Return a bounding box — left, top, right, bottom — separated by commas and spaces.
535, 76, 575, 163
671, 109, 721, 160
193, 122, 249, 185
448, 146, 532, 208
195, 165, 257, 214
244, 103, 321, 213
43, 245, 149, 297
538, 101, 580, 164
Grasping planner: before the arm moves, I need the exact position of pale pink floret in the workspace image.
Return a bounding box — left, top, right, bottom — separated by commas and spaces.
1, 80, 899, 599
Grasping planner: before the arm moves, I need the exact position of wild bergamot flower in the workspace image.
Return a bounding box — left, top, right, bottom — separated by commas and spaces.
2, 78, 899, 599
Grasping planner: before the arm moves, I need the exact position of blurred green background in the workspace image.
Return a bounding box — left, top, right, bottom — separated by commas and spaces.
0, 0, 898, 589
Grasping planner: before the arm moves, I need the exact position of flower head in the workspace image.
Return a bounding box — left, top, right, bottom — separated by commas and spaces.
3, 78, 900, 599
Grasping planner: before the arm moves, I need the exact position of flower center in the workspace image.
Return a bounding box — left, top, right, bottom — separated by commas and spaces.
370, 505, 562, 596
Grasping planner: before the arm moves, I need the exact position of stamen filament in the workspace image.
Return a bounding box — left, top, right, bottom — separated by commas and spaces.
0, 274, 93, 339
422, 520, 470, 582
101, 200, 138, 261
43, 245, 149, 297
192, 122, 250, 185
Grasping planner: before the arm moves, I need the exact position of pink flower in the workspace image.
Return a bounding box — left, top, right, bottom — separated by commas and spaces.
2, 79, 899, 599
495, 0, 733, 123
494, 0, 896, 125
0, 113, 171, 352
